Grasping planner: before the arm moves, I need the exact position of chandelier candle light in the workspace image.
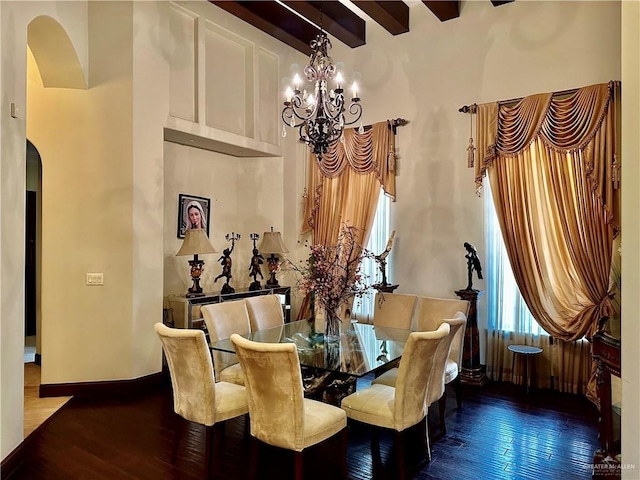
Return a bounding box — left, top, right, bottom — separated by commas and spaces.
282, 31, 363, 161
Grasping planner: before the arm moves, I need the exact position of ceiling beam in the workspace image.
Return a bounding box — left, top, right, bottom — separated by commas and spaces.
281, 1, 365, 48
209, 1, 319, 55
491, 0, 515, 6
422, 1, 460, 22
352, 1, 409, 36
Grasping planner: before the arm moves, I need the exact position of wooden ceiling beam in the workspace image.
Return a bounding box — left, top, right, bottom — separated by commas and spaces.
281, 1, 365, 48
422, 0, 460, 22
491, 0, 515, 6
209, 1, 319, 55
351, 1, 409, 36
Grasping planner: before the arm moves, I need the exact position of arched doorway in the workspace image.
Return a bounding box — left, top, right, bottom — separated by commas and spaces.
23, 15, 87, 437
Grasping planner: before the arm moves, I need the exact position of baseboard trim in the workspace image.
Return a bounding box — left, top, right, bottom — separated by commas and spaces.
39, 371, 165, 398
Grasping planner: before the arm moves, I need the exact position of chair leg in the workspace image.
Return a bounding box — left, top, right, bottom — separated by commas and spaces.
248, 436, 259, 480
340, 427, 349, 479
453, 376, 462, 408
395, 430, 406, 480
204, 425, 214, 480
371, 427, 382, 478
438, 390, 448, 435
211, 423, 224, 479
418, 416, 431, 462
172, 415, 184, 464
294, 451, 304, 480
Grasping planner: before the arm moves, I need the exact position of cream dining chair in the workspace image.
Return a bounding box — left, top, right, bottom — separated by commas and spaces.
154, 323, 248, 480
373, 309, 466, 435
371, 292, 418, 329
414, 296, 470, 427
341, 323, 450, 480
230, 333, 348, 480
244, 294, 284, 331
201, 300, 252, 385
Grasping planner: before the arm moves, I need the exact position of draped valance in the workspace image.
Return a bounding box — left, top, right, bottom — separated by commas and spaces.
302, 120, 396, 237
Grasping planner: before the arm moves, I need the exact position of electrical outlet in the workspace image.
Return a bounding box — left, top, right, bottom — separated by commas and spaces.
86, 273, 104, 286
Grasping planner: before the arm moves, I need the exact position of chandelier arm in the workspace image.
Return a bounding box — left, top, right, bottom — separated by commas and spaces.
342, 103, 363, 126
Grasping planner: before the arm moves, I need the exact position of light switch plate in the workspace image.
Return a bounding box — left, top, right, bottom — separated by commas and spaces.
86, 273, 104, 286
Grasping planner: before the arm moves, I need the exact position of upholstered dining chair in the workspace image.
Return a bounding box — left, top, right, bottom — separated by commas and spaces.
230, 333, 348, 480
201, 300, 252, 385
371, 292, 418, 329
154, 323, 248, 480
341, 323, 450, 480
413, 297, 470, 420
373, 312, 466, 435
244, 294, 284, 331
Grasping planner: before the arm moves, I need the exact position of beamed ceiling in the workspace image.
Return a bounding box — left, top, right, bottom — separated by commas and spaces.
210, 0, 514, 55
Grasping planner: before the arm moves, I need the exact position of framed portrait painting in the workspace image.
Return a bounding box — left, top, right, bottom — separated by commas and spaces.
177, 194, 211, 239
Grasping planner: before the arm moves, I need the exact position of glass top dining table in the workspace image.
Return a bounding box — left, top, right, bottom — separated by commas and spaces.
209, 319, 412, 377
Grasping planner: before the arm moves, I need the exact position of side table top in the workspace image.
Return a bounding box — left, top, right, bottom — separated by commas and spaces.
508, 344, 543, 355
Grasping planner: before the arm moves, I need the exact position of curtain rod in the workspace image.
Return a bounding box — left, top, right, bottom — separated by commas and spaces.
458, 86, 582, 114
390, 117, 408, 134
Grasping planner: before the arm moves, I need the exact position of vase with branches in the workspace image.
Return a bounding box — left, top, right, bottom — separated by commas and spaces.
286, 226, 373, 341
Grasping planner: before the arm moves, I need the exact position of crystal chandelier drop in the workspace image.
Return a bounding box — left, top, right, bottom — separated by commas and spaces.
281, 32, 363, 161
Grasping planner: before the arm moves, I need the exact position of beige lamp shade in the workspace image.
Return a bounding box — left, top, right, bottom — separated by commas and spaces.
176, 229, 217, 256
259, 230, 289, 254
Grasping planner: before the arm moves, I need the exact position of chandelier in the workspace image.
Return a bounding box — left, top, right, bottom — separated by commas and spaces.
281, 31, 363, 161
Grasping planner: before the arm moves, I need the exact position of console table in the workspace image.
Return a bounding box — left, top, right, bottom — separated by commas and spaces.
167, 286, 291, 329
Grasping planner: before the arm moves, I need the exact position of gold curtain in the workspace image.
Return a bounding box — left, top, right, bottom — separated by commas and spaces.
477, 82, 620, 399
476, 82, 619, 341
302, 120, 396, 247
297, 121, 396, 320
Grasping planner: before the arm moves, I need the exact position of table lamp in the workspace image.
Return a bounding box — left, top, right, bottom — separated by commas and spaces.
176, 228, 217, 297
259, 227, 289, 288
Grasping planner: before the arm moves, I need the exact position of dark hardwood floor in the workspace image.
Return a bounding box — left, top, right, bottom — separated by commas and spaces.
7, 377, 599, 480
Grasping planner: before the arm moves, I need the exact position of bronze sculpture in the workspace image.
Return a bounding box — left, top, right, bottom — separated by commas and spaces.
464, 242, 483, 291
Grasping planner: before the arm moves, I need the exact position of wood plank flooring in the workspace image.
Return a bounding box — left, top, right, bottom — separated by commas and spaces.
23, 363, 71, 437
8, 376, 599, 480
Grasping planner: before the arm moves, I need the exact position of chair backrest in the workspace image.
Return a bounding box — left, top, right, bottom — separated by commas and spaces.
412, 296, 470, 331
201, 300, 252, 378
443, 312, 467, 371
373, 293, 418, 329
393, 323, 449, 431
245, 294, 284, 331
426, 318, 465, 406
230, 333, 306, 451
154, 322, 216, 426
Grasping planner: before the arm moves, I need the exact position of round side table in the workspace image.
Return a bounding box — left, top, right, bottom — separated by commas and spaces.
508, 344, 543, 396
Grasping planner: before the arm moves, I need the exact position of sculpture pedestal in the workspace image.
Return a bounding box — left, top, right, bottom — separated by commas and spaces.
373, 284, 399, 293
455, 289, 487, 387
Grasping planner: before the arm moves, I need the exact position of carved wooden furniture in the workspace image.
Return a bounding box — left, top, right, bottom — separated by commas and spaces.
455, 289, 487, 386
592, 330, 621, 479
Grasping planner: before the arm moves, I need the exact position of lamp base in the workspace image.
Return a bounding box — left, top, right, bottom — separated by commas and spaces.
187, 258, 205, 297
266, 277, 280, 288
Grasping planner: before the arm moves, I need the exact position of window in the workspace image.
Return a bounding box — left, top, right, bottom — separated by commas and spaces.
484, 179, 544, 336
352, 190, 391, 322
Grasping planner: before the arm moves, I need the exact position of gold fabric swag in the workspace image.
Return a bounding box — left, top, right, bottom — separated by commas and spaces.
302, 120, 396, 247
475, 81, 620, 342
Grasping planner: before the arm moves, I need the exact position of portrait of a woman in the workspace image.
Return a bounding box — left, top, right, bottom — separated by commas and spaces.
177, 194, 211, 238
186, 201, 207, 231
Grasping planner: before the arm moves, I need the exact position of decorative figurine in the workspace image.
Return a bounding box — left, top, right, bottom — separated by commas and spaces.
463, 242, 483, 291
248, 233, 264, 291
373, 230, 398, 293
215, 232, 240, 294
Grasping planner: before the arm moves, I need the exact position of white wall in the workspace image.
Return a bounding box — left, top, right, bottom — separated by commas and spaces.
621, 0, 640, 475
1, 0, 90, 459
